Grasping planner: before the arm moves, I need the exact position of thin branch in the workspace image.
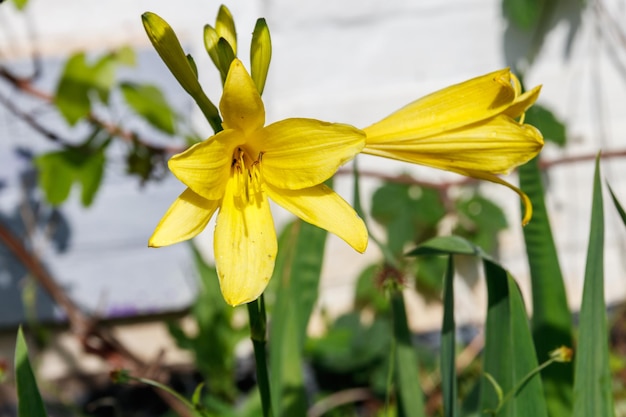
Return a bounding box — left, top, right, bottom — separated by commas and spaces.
0, 220, 193, 417
0, 66, 183, 154
0, 91, 70, 145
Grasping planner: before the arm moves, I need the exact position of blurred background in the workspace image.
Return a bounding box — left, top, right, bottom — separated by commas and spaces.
1, 0, 625, 415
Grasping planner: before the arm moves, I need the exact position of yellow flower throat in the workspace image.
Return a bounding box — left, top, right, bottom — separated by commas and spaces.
231, 146, 264, 203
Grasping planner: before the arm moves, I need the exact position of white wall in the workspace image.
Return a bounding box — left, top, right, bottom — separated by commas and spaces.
2, 0, 626, 331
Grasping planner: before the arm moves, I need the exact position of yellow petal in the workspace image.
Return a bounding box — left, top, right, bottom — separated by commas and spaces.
220, 59, 265, 134
363, 115, 543, 175
504, 85, 542, 120
266, 183, 368, 253
253, 118, 365, 190
149, 188, 219, 247
462, 170, 533, 226
168, 129, 240, 200
214, 173, 277, 306
364, 69, 517, 144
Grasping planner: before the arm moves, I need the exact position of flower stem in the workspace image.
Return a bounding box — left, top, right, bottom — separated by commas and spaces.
247, 295, 274, 417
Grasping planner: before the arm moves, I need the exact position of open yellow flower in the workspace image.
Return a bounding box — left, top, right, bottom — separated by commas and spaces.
150, 59, 367, 306
362, 69, 543, 225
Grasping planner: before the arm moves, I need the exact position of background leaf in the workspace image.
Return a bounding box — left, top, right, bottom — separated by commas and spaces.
35, 135, 108, 207
502, 0, 545, 30
371, 182, 445, 257
120, 82, 177, 134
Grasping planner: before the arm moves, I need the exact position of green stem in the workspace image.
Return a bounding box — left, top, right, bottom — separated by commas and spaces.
351, 158, 401, 270
247, 295, 274, 417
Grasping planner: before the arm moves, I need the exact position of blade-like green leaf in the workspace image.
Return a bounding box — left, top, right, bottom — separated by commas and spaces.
608, 183, 626, 227
573, 157, 614, 417
441, 256, 459, 417
391, 290, 426, 417
269, 219, 328, 417
519, 156, 573, 417
142, 12, 222, 133
481, 260, 547, 417
410, 236, 547, 417
15, 327, 48, 417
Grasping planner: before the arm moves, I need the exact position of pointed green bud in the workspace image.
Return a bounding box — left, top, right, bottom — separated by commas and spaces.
250, 18, 272, 95
142, 12, 201, 95
216, 38, 236, 84
215, 5, 237, 55
142, 12, 222, 133
203, 24, 221, 69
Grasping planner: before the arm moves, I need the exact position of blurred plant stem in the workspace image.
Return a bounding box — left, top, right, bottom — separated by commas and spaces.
247, 295, 274, 417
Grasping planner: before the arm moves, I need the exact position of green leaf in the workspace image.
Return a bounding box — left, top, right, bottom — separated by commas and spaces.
410, 237, 548, 417
454, 193, 508, 253
90, 53, 117, 103
114, 45, 137, 66
407, 235, 486, 258
120, 82, 177, 134
573, 157, 614, 417
519, 156, 573, 416
15, 327, 48, 417
55, 53, 93, 125
391, 291, 426, 417
441, 256, 459, 417
250, 18, 272, 95
608, 183, 626, 228
481, 259, 547, 417
54, 49, 133, 125
34, 152, 75, 205
413, 256, 447, 302
524, 104, 567, 146
354, 264, 389, 313
371, 182, 445, 256
35, 138, 107, 207
502, 0, 545, 30
269, 219, 328, 417
78, 148, 105, 206
142, 12, 222, 133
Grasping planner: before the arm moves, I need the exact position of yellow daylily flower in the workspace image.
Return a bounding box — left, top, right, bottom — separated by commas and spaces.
150, 59, 367, 306
362, 69, 544, 225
